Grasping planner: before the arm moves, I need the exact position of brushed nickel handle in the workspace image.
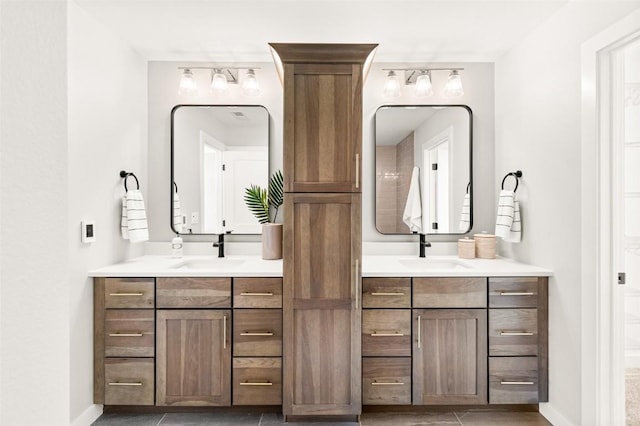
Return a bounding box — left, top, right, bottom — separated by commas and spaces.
371, 292, 405, 296
240, 331, 274, 336
355, 153, 360, 189
223, 315, 227, 349
240, 292, 274, 296
109, 292, 144, 297
417, 315, 421, 349
500, 381, 535, 385
371, 331, 404, 337
108, 333, 143, 337
108, 382, 142, 386
499, 331, 534, 336
239, 381, 273, 386
371, 381, 405, 386
499, 292, 535, 296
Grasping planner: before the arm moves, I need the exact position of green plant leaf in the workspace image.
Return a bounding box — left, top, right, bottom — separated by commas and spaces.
268, 169, 284, 222
244, 185, 269, 224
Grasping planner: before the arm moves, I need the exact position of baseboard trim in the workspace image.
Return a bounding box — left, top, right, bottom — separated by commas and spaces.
71, 404, 102, 426
539, 402, 573, 426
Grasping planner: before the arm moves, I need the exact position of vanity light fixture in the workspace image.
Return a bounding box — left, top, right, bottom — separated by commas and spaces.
382, 67, 464, 98
177, 66, 261, 97
383, 70, 402, 98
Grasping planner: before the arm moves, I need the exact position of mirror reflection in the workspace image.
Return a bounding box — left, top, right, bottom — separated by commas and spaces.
171, 105, 269, 235
375, 105, 472, 235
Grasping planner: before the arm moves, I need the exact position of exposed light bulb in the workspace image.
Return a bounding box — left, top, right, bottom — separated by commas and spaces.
211, 69, 228, 95
443, 70, 464, 98
178, 69, 198, 96
242, 69, 260, 97
414, 71, 433, 98
383, 70, 401, 98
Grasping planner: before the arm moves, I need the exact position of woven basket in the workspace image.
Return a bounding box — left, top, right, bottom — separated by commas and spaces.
458, 238, 476, 259
474, 234, 496, 259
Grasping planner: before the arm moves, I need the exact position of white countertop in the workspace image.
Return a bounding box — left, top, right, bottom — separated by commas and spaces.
89, 255, 551, 278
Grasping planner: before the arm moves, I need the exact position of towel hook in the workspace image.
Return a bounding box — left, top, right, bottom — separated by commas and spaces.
173, 181, 178, 193
466, 182, 471, 194
119, 170, 139, 191
501, 170, 523, 192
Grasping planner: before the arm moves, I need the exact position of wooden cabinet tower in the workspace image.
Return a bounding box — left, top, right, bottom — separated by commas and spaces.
270, 43, 377, 419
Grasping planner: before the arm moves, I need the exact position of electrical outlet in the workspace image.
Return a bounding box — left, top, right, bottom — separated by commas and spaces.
191, 212, 200, 224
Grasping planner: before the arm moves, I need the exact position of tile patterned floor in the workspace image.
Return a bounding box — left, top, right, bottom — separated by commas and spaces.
92, 410, 552, 425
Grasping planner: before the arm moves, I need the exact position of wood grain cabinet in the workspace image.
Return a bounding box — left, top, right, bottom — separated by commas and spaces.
94, 277, 156, 406
273, 43, 376, 419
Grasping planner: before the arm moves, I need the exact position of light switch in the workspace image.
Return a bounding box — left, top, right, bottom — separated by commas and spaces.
191, 212, 199, 224
81, 220, 96, 243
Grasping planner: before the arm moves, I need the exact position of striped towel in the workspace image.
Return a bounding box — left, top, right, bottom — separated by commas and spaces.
121, 190, 149, 243
458, 193, 471, 232
495, 190, 521, 242
173, 190, 183, 233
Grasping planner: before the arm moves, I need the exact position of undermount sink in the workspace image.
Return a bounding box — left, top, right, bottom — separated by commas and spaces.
397, 258, 470, 270
171, 258, 245, 270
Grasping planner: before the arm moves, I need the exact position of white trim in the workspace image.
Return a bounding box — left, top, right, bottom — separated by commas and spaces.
539, 402, 573, 426
581, 9, 640, 426
71, 404, 102, 426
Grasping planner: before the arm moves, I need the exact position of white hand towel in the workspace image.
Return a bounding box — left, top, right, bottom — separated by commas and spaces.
124, 189, 149, 243
458, 193, 471, 232
120, 196, 129, 239
503, 200, 522, 243
495, 189, 521, 242
173, 191, 183, 233
403, 167, 422, 233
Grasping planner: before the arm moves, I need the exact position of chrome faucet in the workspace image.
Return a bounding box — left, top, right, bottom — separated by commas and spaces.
419, 233, 431, 258
213, 234, 224, 258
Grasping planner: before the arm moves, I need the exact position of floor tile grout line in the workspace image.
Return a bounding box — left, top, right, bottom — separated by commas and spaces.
453, 411, 463, 425
156, 412, 167, 426
257, 412, 263, 426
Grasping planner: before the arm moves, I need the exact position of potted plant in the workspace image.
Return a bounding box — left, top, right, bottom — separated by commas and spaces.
244, 170, 284, 259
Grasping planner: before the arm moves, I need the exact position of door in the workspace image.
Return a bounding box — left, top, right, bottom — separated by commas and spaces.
283, 63, 362, 193
156, 310, 231, 406
283, 193, 361, 415
413, 309, 487, 405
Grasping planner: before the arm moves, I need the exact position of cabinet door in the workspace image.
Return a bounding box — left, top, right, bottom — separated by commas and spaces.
283, 63, 362, 193
156, 310, 231, 406
413, 309, 487, 405
283, 193, 361, 415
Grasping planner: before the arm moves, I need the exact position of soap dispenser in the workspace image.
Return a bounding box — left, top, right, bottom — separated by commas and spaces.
171, 234, 183, 258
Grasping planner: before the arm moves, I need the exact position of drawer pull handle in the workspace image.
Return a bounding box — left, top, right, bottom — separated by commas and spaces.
371, 381, 405, 386
223, 315, 227, 349
371, 292, 405, 296
499, 292, 535, 296
109, 292, 144, 297
240, 331, 274, 336
108, 333, 143, 337
108, 382, 142, 386
371, 331, 404, 337
240, 292, 274, 296
500, 381, 535, 385
417, 315, 421, 349
355, 153, 360, 189
240, 381, 273, 386
499, 331, 534, 336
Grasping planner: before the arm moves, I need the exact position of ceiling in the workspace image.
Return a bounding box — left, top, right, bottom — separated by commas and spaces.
74, 0, 568, 62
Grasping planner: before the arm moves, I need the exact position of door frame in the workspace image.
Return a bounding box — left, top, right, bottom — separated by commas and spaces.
581, 11, 640, 425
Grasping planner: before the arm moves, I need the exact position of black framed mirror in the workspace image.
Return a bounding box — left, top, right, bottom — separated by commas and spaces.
171, 105, 269, 235
375, 105, 472, 235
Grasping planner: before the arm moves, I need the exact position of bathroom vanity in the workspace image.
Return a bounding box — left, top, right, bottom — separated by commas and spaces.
90, 255, 550, 414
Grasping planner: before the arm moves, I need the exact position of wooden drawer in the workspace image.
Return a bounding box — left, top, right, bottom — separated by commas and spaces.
489, 277, 540, 308
105, 310, 154, 357
233, 357, 282, 405
362, 309, 411, 357
363, 357, 411, 405
489, 357, 538, 404
233, 309, 282, 357
489, 309, 538, 356
233, 278, 282, 308
105, 278, 154, 309
413, 277, 487, 308
362, 278, 411, 308
157, 277, 231, 308
104, 358, 154, 405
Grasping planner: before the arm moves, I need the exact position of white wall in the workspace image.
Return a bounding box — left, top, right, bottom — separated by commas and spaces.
0, 1, 70, 424
495, 2, 640, 425
68, 1, 148, 424
364, 63, 495, 242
